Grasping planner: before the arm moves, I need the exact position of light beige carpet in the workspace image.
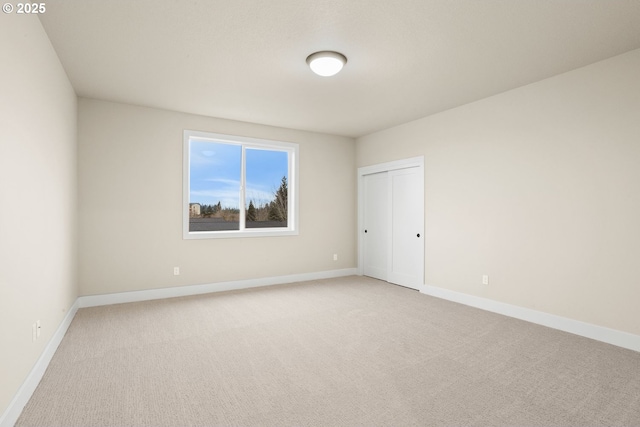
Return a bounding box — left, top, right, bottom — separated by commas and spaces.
16, 276, 640, 426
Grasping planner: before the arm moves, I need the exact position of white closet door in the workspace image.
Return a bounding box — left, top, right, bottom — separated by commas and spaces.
362, 172, 388, 281
387, 167, 424, 289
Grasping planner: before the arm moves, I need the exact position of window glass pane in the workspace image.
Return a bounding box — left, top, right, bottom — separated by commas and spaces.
189, 140, 241, 231
245, 148, 288, 229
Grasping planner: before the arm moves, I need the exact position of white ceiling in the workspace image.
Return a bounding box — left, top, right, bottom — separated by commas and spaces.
39, 0, 640, 138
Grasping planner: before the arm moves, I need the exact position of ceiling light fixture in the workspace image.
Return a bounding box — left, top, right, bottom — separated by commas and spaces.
306, 51, 347, 77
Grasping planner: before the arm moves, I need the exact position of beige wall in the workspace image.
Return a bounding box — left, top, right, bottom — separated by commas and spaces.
78, 99, 356, 296
0, 15, 78, 415
357, 48, 640, 335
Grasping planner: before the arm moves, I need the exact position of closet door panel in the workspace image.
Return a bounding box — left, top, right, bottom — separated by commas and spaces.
388, 167, 424, 289
362, 172, 388, 281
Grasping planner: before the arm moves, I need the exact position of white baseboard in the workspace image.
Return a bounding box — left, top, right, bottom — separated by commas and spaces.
78, 268, 358, 308
0, 300, 79, 427
421, 284, 640, 353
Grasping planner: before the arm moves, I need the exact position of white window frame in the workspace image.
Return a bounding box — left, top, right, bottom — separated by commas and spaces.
183, 130, 299, 239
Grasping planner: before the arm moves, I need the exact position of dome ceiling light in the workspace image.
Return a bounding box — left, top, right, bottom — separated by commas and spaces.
306, 51, 347, 77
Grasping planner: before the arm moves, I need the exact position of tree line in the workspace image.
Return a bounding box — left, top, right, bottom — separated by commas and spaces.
197, 176, 288, 222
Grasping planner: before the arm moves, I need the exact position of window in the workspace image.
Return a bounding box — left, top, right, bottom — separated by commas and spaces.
183, 130, 299, 239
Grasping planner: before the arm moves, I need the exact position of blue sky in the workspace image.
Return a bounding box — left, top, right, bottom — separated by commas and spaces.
189, 140, 288, 209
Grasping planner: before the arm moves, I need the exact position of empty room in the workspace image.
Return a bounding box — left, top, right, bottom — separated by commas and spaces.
1, 1, 640, 426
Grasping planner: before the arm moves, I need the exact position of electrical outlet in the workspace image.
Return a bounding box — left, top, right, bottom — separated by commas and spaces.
173, 267, 180, 276
482, 275, 489, 285
333, 254, 338, 261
